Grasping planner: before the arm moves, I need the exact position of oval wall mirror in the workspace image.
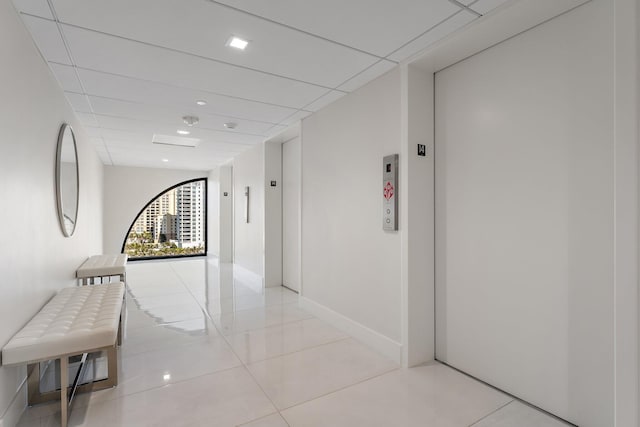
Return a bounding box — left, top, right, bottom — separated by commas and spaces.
55, 123, 79, 237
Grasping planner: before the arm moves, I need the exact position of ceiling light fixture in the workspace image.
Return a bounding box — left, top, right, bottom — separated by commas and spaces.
182, 115, 199, 126
224, 122, 237, 129
162, 158, 169, 163
195, 100, 207, 106
226, 36, 249, 50
177, 129, 190, 135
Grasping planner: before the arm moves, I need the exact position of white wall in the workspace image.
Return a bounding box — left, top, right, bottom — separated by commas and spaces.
219, 166, 233, 263
264, 141, 282, 287
232, 145, 264, 276
301, 68, 403, 360
102, 165, 206, 254
282, 136, 301, 292
400, 65, 435, 366
0, 2, 104, 424
208, 165, 233, 262
208, 168, 220, 256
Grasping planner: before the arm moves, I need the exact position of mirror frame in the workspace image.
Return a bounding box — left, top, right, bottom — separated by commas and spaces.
55, 123, 79, 237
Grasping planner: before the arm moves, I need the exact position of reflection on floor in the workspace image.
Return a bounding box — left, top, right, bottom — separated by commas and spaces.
18, 257, 569, 426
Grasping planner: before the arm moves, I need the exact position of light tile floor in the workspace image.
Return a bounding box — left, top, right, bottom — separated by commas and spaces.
17, 258, 571, 427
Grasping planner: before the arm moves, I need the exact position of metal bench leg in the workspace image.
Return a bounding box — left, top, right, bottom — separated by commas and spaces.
117, 313, 123, 346
60, 356, 68, 427
106, 345, 118, 387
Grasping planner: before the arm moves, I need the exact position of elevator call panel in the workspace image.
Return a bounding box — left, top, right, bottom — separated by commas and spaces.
383, 154, 398, 231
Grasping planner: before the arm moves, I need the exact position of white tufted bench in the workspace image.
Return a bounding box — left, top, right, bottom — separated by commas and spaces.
76, 254, 128, 285
1, 283, 125, 427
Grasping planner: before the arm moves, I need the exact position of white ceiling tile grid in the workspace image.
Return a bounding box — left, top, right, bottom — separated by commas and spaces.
10, 0, 509, 170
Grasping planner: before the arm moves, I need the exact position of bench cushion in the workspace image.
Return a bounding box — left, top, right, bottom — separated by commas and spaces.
1, 283, 124, 366
76, 254, 128, 278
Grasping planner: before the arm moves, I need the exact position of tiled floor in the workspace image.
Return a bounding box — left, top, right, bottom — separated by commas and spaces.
17, 258, 570, 427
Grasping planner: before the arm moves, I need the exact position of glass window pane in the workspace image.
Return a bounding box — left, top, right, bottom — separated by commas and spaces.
123, 179, 206, 259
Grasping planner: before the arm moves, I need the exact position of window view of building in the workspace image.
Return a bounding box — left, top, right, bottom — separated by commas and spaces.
124, 179, 206, 259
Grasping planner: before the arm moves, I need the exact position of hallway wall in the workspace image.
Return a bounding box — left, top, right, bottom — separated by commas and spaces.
0, 2, 104, 424
300, 68, 403, 355
232, 144, 265, 277
208, 165, 233, 262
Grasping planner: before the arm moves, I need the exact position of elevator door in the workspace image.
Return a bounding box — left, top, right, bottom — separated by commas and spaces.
434, 2, 613, 426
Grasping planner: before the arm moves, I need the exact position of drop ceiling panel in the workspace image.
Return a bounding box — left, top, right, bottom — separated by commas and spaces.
279, 110, 312, 126
103, 134, 249, 170
263, 125, 288, 138
49, 63, 82, 92
388, 10, 476, 62
65, 92, 92, 112
61, 25, 329, 108
105, 136, 246, 155
21, 15, 71, 65
96, 116, 263, 145
12, 0, 53, 19
470, 0, 511, 14
76, 112, 99, 127
214, 0, 461, 57
337, 59, 397, 92
107, 155, 229, 171
76, 69, 297, 124
12, 0, 491, 170
304, 90, 346, 112
51, 0, 380, 88
88, 96, 275, 135
107, 144, 242, 170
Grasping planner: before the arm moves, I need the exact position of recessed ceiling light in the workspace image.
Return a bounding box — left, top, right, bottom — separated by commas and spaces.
177, 129, 190, 135
227, 36, 249, 50
162, 158, 169, 162
163, 374, 171, 381
195, 100, 207, 106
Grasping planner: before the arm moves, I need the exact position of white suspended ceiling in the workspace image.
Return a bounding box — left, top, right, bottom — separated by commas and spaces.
12, 0, 508, 170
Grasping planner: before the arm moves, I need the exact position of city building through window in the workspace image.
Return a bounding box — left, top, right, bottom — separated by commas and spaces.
122, 179, 206, 259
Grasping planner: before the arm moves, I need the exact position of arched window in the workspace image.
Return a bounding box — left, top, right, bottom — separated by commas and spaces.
122, 178, 207, 260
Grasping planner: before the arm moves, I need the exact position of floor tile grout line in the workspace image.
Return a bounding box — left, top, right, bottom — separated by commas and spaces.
235, 411, 291, 427
206, 298, 302, 318
120, 332, 235, 361
213, 310, 317, 338
276, 365, 401, 413
239, 336, 352, 366
466, 400, 514, 426
72, 362, 253, 416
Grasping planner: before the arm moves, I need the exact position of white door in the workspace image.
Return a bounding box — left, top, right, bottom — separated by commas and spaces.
435, 2, 613, 426
282, 137, 300, 292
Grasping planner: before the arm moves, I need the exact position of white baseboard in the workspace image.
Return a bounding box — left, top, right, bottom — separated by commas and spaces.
299, 296, 402, 364
0, 379, 27, 427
